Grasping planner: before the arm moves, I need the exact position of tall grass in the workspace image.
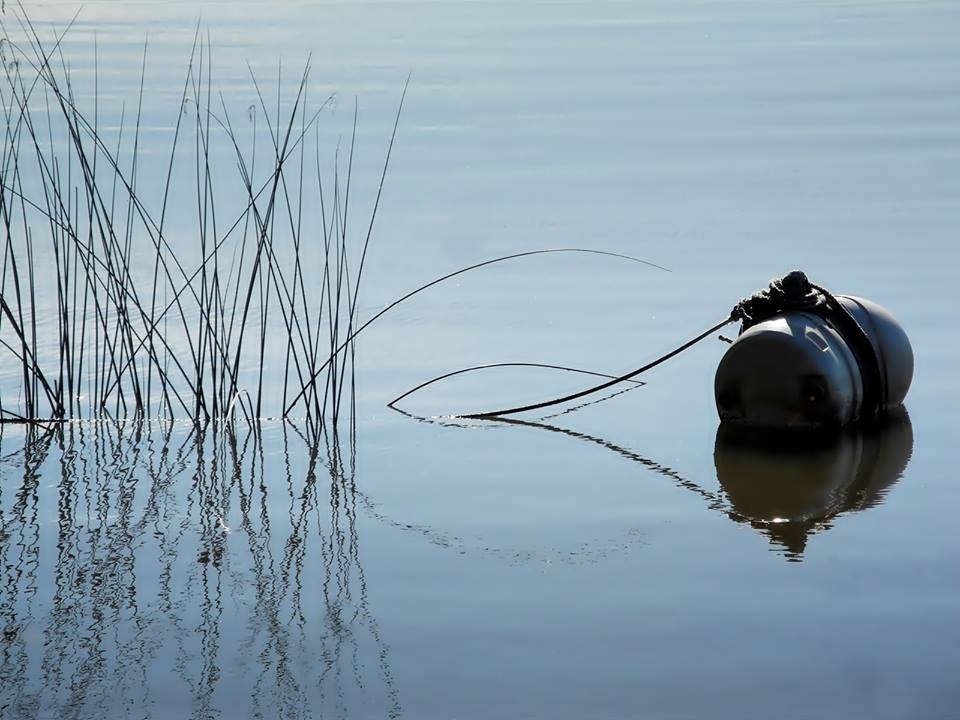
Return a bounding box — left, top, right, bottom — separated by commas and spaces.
0, 15, 400, 439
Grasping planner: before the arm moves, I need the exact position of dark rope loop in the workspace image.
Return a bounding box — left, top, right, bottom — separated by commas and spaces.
731, 270, 826, 328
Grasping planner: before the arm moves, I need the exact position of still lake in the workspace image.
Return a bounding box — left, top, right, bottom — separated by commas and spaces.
1, 1, 958, 718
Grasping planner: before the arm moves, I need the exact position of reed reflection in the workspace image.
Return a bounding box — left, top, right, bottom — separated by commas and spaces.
0, 425, 52, 719
0, 421, 399, 719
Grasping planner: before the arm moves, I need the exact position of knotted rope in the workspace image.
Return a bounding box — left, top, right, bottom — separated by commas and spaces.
731, 270, 827, 328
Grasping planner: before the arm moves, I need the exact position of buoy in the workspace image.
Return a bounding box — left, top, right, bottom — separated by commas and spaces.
715, 272, 913, 430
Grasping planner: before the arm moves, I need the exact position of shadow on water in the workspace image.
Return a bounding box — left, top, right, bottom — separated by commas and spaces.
0, 421, 400, 719
391, 403, 913, 563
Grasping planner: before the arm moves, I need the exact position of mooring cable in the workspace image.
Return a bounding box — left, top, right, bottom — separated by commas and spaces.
457, 316, 735, 419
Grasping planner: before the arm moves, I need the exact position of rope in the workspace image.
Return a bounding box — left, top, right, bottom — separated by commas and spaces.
460, 316, 735, 419
730, 269, 827, 327
812, 283, 886, 422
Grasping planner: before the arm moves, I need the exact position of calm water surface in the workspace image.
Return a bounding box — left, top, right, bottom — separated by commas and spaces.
1, 1, 958, 718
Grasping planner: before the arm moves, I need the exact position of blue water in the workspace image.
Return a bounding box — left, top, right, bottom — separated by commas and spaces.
1, 1, 958, 718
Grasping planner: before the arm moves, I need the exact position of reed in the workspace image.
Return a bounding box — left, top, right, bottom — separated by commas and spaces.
0, 14, 401, 439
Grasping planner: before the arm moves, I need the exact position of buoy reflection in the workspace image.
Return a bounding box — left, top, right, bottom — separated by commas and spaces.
714, 407, 913, 560
391, 391, 913, 563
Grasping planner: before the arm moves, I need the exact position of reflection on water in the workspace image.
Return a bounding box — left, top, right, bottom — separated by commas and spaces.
0, 422, 399, 719
392, 403, 913, 563
715, 408, 913, 561
0, 404, 927, 716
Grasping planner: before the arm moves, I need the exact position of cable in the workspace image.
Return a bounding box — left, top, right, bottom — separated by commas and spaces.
459, 316, 735, 419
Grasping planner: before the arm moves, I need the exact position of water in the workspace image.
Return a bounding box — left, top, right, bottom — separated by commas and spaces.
1, 1, 958, 718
